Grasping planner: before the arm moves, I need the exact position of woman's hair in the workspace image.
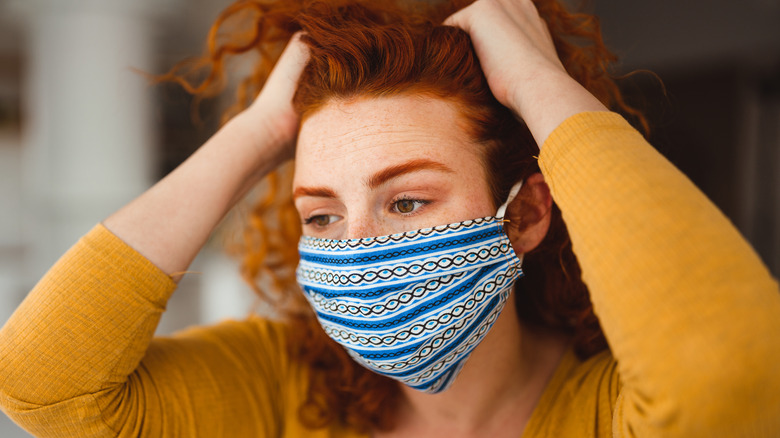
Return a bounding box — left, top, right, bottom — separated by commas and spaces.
161, 0, 646, 432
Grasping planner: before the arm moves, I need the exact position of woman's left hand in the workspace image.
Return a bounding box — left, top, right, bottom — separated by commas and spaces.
445, 0, 564, 110
445, 0, 607, 145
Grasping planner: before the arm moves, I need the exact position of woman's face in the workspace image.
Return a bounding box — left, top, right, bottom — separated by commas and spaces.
293, 94, 495, 240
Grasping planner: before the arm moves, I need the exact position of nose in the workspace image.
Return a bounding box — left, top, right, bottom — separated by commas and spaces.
345, 214, 387, 240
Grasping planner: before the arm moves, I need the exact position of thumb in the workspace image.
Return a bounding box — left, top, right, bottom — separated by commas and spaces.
443, 6, 472, 30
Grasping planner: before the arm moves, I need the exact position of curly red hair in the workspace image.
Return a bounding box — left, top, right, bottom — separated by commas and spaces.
160, 0, 646, 433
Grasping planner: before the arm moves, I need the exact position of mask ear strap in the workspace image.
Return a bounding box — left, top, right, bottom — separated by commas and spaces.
496, 180, 524, 219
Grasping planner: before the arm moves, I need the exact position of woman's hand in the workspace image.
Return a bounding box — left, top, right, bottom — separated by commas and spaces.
445, 0, 564, 110
239, 32, 310, 170
445, 0, 607, 145
103, 34, 309, 277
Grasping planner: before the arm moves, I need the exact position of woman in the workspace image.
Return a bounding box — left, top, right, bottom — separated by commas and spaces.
1, 0, 778, 436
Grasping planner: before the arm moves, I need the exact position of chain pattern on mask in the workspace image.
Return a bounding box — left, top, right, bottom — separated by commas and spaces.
310, 266, 496, 330
352, 295, 507, 391
300, 229, 503, 266
317, 267, 517, 354
304, 271, 463, 300
308, 272, 465, 317
299, 216, 499, 250
298, 242, 512, 286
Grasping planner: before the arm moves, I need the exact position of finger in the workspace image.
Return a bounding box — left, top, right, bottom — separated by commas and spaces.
266, 32, 310, 90
281, 32, 310, 73
443, 7, 470, 30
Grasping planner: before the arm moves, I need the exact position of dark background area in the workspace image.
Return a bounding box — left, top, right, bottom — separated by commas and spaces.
591, 0, 780, 275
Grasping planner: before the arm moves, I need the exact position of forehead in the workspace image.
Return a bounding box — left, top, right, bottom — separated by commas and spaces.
294, 95, 485, 186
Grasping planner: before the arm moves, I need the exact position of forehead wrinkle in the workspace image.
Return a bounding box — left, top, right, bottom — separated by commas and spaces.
298, 96, 467, 161
309, 125, 446, 164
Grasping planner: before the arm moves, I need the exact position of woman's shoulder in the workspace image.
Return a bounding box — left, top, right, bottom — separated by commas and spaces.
161, 313, 295, 365
564, 348, 621, 395
523, 347, 620, 438
145, 314, 321, 432
144, 313, 301, 395
165, 315, 367, 437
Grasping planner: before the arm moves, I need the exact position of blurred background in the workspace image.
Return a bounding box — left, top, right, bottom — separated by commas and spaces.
0, 0, 778, 435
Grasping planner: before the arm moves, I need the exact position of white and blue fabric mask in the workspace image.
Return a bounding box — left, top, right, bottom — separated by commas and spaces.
296, 182, 524, 393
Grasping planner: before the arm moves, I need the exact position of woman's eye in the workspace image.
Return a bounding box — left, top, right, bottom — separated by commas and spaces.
392, 199, 428, 215
304, 214, 339, 227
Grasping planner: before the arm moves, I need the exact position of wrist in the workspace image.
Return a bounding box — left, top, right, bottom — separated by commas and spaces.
227, 110, 294, 175
510, 70, 608, 146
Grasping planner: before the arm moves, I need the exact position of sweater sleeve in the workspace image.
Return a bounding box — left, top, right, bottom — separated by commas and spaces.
538, 112, 780, 437
0, 224, 288, 437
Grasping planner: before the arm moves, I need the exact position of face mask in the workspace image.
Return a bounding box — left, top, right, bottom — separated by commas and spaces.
296, 182, 524, 393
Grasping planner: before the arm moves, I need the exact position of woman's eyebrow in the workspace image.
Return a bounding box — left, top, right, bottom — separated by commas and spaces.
367, 158, 454, 189
293, 186, 338, 200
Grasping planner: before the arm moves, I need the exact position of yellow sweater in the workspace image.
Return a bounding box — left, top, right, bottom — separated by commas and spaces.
1, 112, 779, 437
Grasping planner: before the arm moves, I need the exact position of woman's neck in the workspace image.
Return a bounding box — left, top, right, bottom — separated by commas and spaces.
377, 293, 570, 438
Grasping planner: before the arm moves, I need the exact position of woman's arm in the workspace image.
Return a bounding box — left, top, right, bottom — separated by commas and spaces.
0, 35, 309, 437
538, 112, 780, 436
448, 0, 780, 435
105, 34, 308, 277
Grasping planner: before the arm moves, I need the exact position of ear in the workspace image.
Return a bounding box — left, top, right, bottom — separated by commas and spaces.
504, 172, 553, 256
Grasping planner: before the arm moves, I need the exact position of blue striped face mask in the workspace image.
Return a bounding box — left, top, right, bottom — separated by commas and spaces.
296, 182, 524, 393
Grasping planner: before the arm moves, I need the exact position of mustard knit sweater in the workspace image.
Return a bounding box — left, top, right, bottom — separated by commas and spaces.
1, 112, 779, 437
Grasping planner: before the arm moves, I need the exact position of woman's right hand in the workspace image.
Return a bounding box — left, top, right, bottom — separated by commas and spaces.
103, 33, 309, 277
239, 32, 310, 174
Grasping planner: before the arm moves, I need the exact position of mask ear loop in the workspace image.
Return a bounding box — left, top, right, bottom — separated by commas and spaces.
496, 180, 524, 219
495, 180, 525, 267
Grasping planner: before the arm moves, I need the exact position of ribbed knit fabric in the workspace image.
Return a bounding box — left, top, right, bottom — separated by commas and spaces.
1, 112, 778, 437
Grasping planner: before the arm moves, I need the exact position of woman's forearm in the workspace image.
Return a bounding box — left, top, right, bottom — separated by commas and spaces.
509, 70, 607, 148
103, 111, 287, 278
